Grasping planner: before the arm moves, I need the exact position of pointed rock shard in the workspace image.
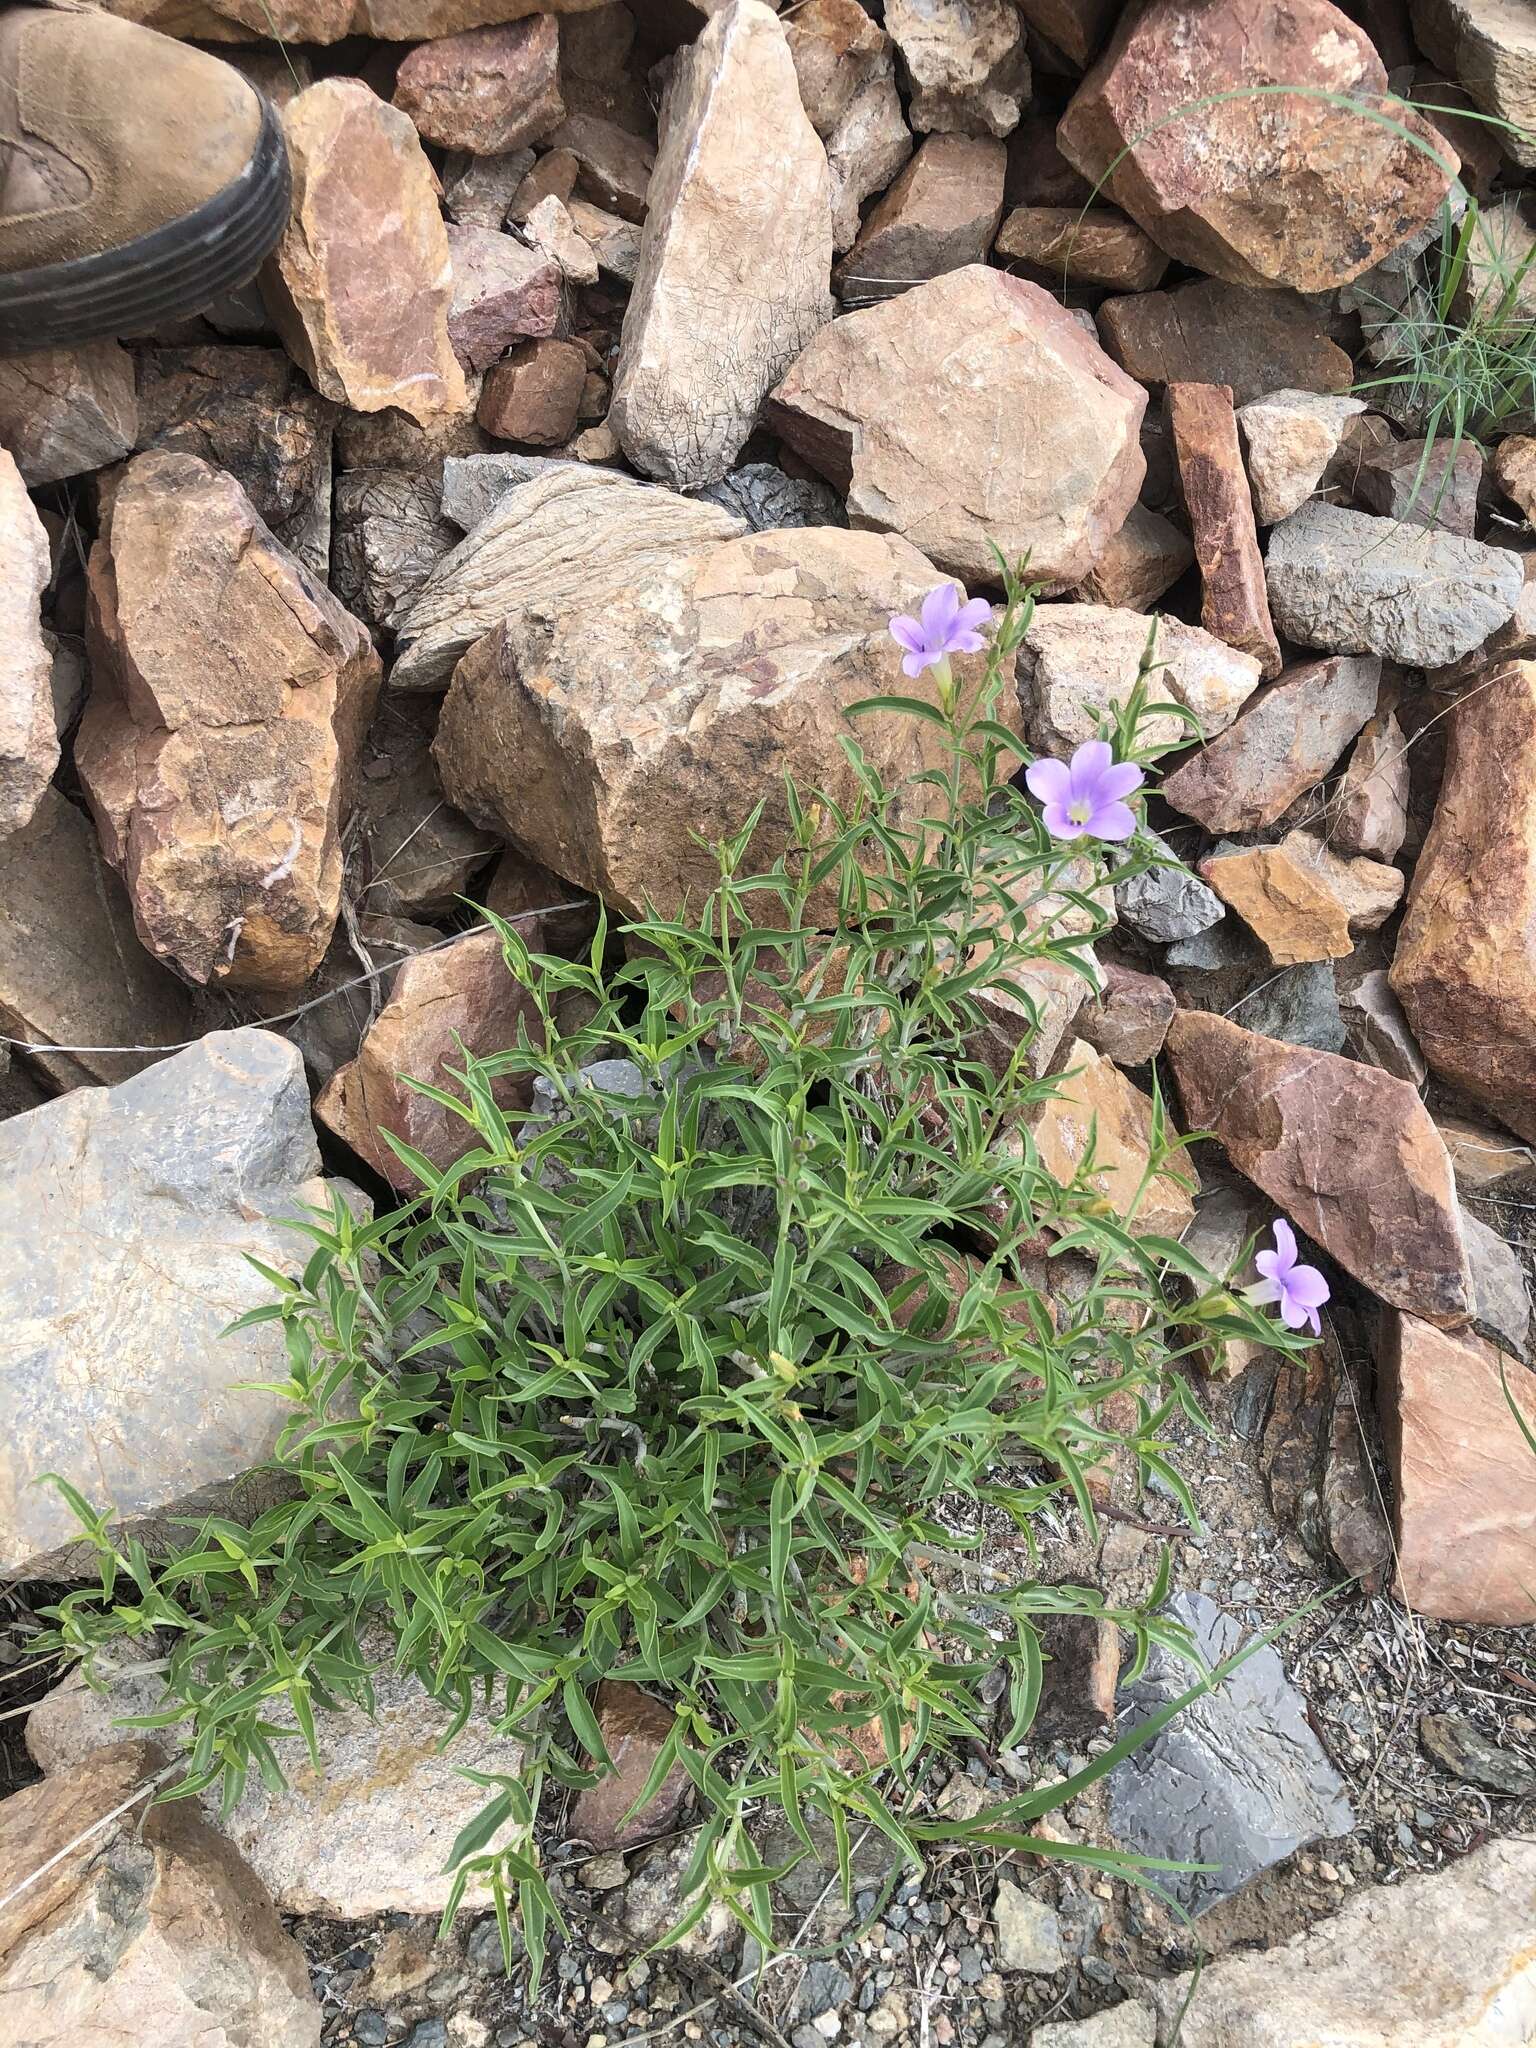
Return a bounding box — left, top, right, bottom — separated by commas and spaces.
1029, 1038, 1198, 1238
262, 79, 468, 424
1165, 381, 1281, 676
610, 0, 833, 490
1330, 699, 1410, 861
0, 449, 58, 834
1165, 1010, 1473, 1328
1058, 0, 1456, 291
1236, 388, 1366, 526
834, 133, 1005, 302
770, 266, 1147, 588
77, 451, 381, 995
1393, 660, 1536, 1142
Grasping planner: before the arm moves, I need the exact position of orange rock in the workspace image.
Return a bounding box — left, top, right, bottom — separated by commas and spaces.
1199, 844, 1353, 966
1029, 1038, 1198, 1238
1379, 1312, 1536, 1625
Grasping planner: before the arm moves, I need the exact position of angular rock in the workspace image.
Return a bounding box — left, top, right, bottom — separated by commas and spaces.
1109, 1590, 1353, 1915
523, 192, 600, 285
1277, 828, 1403, 932
567, 196, 642, 280
772, 266, 1146, 589
1114, 833, 1224, 945
1426, 546, 1536, 691
1058, 0, 1456, 291
1032, 2009, 1155, 2048
316, 924, 542, 1186
356, 695, 499, 917
446, 224, 562, 372
335, 401, 491, 470
695, 462, 846, 532
478, 337, 587, 444
1074, 501, 1192, 612
1353, 433, 1484, 535
1020, 602, 1260, 754
392, 464, 742, 691
1331, 701, 1410, 861
1420, 1711, 1536, 1798
822, 50, 913, 254
1180, 947, 1349, 1055
508, 148, 579, 218
1437, 1109, 1536, 1197
135, 344, 340, 584
332, 465, 457, 629
443, 144, 536, 227
1150, 1837, 1536, 2044
78, 452, 381, 994
1078, 961, 1175, 1067
784, 0, 887, 135
0, 789, 193, 1093
1014, 0, 1118, 66
1266, 501, 1525, 668
547, 110, 654, 222
1492, 432, 1536, 522
393, 16, 564, 154
262, 80, 467, 425
0, 339, 136, 486
107, 0, 612, 37
0, 447, 57, 834
885, 0, 1029, 137
437, 448, 565, 528
1165, 1011, 1473, 1327
567, 1681, 690, 1851
0, 1030, 362, 1576
1236, 388, 1367, 526
1161, 655, 1379, 834
27, 1629, 528, 1917
1029, 1038, 1198, 1238
1379, 1313, 1536, 1624
1098, 280, 1354, 407
1166, 380, 1281, 676
1410, 0, 1536, 169
1461, 1201, 1530, 1356
610, 1, 832, 490
1393, 661, 1536, 1140
435, 528, 1012, 918
1341, 968, 1427, 1088
995, 205, 1167, 292
259, 911, 439, 1088
1200, 841, 1353, 966
993, 1882, 1065, 1974
0, 1742, 321, 2048
834, 133, 1005, 303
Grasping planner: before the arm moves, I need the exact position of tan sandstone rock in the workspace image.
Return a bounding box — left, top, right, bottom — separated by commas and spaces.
1058, 0, 1456, 292
1074, 503, 1193, 613
316, 924, 544, 1186
1410, 0, 1536, 170
1380, 1314, 1536, 1625
0, 448, 57, 834
884, 0, 1029, 137
770, 265, 1146, 589
1019, 603, 1261, 755
1331, 702, 1410, 861
0, 1741, 320, 2048
1393, 660, 1536, 1142
262, 80, 467, 424
393, 16, 564, 154
1029, 1039, 1198, 1239
1165, 1011, 1473, 1329
391, 464, 743, 691
1236, 389, 1368, 525
1199, 843, 1354, 966
0, 339, 136, 484
610, 0, 832, 490
435, 527, 1015, 919
77, 451, 381, 994
1492, 432, 1536, 523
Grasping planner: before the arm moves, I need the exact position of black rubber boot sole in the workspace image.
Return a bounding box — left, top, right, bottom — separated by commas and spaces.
0, 94, 290, 353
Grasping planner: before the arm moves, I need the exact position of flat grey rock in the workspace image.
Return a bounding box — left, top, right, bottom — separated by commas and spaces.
1265, 500, 1525, 667
1116, 834, 1224, 943
695, 463, 847, 532
1227, 959, 1348, 1053
1108, 1590, 1354, 1915
1461, 1203, 1531, 1360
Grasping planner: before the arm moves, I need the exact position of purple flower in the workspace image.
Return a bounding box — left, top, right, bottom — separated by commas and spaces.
1024, 740, 1144, 842
888, 583, 993, 678
1246, 1219, 1330, 1337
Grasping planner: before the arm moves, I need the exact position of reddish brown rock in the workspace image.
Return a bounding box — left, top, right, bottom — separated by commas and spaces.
770, 265, 1146, 589
316, 924, 542, 1185
1078, 962, 1175, 1067
76, 452, 381, 994
1393, 661, 1536, 1142
1098, 280, 1353, 407
1353, 435, 1483, 536
393, 17, 564, 155
995, 205, 1166, 292
106, 0, 610, 40
1074, 502, 1192, 612
1165, 1011, 1473, 1328
1161, 655, 1380, 834
1331, 702, 1410, 861
446, 226, 562, 372
478, 338, 587, 444
1058, 0, 1456, 292
0, 448, 57, 834
0, 341, 136, 485
262, 80, 467, 425
834, 133, 1005, 303
1030, 1037, 1198, 1238
567, 1682, 689, 1851
1492, 434, 1536, 523
1379, 1313, 1536, 1625
1166, 381, 1281, 677
547, 112, 654, 223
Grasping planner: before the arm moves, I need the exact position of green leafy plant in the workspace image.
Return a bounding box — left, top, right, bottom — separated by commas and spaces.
35, 574, 1305, 1983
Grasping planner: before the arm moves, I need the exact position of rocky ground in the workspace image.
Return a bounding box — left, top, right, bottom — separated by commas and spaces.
3, 0, 1536, 2042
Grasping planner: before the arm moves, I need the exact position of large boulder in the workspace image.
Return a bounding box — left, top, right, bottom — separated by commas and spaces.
1164, 1011, 1473, 1329
610, 0, 833, 490
0, 447, 58, 834
1392, 661, 1536, 1141
1019, 603, 1261, 755
435, 526, 1014, 918
76, 451, 381, 995
1057, 0, 1456, 291
0, 1029, 364, 1577
769, 265, 1147, 588
0, 1742, 320, 2047
261, 80, 467, 423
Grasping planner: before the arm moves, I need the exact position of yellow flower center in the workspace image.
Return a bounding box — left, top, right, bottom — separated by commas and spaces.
1067, 799, 1092, 825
